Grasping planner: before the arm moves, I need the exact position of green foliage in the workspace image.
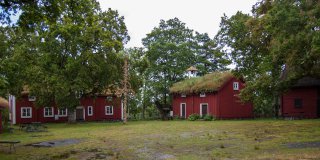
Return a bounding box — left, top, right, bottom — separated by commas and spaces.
1, 0, 130, 119
188, 113, 200, 121
203, 114, 214, 121
1, 108, 9, 131
215, 0, 320, 117
143, 18, 229, 117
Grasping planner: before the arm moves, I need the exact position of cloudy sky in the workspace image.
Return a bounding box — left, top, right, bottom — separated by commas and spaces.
98, 0, 258, 48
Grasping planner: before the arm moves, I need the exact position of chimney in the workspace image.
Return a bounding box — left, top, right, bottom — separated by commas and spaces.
186, 66, 198, 78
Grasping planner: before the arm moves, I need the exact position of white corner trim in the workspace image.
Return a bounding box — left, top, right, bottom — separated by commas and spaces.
9, 95, 16, 124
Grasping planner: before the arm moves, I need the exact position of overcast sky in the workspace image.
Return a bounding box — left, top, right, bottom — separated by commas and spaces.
98, 0, 258, 48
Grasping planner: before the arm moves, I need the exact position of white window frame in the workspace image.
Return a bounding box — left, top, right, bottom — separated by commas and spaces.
105, 106, 113, 115
200, 103, 209, 117
21, 107, 32, 118
180, 103, 186, 118
200, 92, 206, 97
58, 108, 68, 117
181, 93, 186, 98
87, 106, 93, 116
44, 107, 54, 117
28, 96, 36, 101
233, 82, 239, 90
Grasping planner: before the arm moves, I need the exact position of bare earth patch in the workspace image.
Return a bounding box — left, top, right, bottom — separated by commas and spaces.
286, 141, 320, 149
26, 138, 82, 147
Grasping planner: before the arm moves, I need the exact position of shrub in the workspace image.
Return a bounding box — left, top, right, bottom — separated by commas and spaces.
203, 114, 214, 121
173, 115, 181, 120
188, 114, 200, 121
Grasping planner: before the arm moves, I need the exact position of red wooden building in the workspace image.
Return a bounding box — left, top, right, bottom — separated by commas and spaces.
170, 71, 253, 119
8, 94, 123, 124
280, 77, 320, 118
0, 97, 9, 133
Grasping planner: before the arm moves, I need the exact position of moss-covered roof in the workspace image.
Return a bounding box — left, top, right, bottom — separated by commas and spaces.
169, 71, 234, 94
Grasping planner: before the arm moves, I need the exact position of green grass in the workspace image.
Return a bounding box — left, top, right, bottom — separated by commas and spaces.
0, 119, 320, 160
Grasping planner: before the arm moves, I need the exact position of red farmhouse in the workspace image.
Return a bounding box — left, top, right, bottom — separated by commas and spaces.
281, 77, 320, 118
0, 97, 9, 133
8, 93, 123, 124
170, 70, 253, 119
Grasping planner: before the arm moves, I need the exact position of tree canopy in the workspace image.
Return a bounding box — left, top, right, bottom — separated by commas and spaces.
0, 0, 129, 120
215, 0, 320, 116
142, 18, 229, 118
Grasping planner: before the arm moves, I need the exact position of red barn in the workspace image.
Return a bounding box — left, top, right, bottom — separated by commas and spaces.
9, 94, 123, 124
0, 97, 9, 133
280, 77, 320, 118
170, 71, 253, 119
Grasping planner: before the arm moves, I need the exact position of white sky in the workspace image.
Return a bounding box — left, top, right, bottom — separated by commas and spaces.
98, 0, 258, 48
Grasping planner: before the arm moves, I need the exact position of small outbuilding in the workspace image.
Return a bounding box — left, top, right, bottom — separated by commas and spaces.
170, 71, 253, 119
281, 77, 320, 118
0, 97, 9, 133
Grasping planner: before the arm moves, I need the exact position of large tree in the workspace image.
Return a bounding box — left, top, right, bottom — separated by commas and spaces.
1, 0, 129, 121
215, 0, 320, 117
143, 18, 228, 119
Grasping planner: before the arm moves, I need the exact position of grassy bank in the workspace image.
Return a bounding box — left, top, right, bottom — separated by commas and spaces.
0, 119, 320, 159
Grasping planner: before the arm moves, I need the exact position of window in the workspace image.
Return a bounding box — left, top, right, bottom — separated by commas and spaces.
58, 108, 68, 117
200, 92, 206, 97
28, 96, 36, 101
105, 106, 113, 115
181, 93, 186, 98
44, 107, 54, 117
106, 96, 113, 101
294, 99, 303, 108
21, 107, 32, 118
88, 106, 93, 116
233, 82, 239, 90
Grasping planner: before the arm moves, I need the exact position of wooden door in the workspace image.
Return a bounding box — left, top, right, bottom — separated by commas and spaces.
76, 108, 84, 121
201, 104, 208, 116
180, 103, 186, 119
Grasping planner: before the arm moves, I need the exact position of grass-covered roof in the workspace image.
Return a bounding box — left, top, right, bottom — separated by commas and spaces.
170, 71, 234, 94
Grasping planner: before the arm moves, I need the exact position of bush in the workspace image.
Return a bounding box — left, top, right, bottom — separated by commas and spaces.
173, 115, 181, 120
203, 114, 214, 121
188, 114, 200, 121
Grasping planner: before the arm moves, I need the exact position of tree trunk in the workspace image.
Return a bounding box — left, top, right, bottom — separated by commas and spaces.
142, 103, 146, 119
273, 94, 280, 118
155, 100, 166, 120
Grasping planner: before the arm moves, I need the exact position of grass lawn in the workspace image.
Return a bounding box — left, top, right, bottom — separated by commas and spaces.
0, 119, 320, 160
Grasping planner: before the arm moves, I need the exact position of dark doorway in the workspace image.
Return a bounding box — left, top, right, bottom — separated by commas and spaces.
76, 108, 84, 121
201, 104, 208, 116
181, 103, 186, 119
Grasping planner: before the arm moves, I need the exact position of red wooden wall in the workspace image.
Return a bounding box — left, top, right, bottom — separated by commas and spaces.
172, 78, 253, 119
217, 78, 253, 119
14, 95, 122, 124
281, 87, 318, 118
